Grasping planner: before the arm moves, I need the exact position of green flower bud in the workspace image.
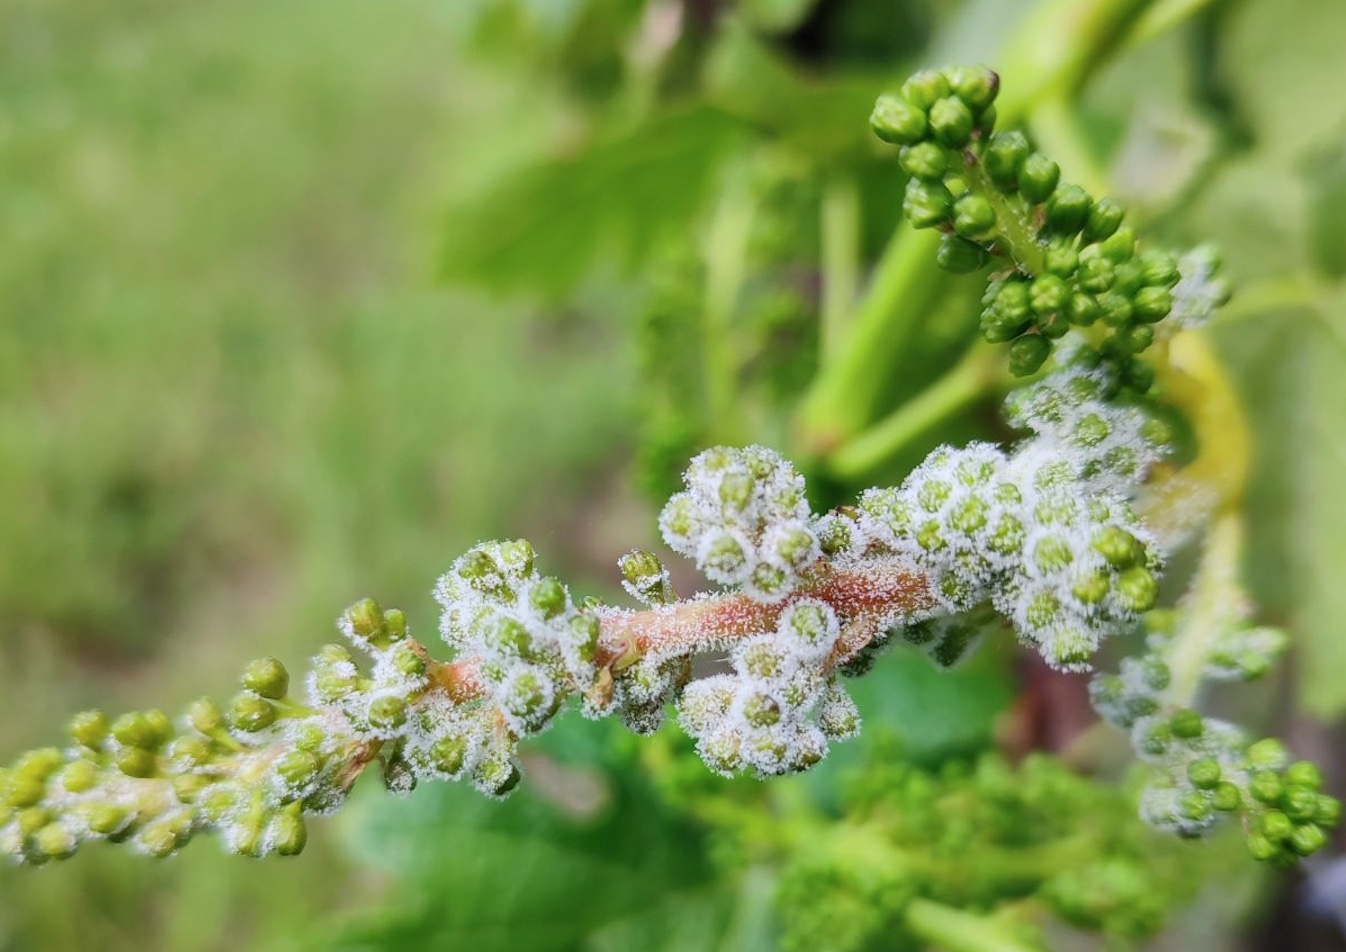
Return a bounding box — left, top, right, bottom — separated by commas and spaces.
69, 710, 110, 750
1187, 758, 1222, 790
487, 617, 532, 656
272, 807, 308, 857
901, 69, 950, 109
1017, 153, 1060, 204
949, 497, 988, 534
716, 471, 754, 511
1045, 184, 1092, 234
497, 539, 535, 577
904, 179, 954, 229
742, 692, 781, 727
1029, 275, 1069, 315
870, 95, 927, 145
389, 642, 428, 678
1116, 567, 1158, 613
1315, 795, 1341, 827
1099, 227, 1136, 263
1212, 781, 1242, 812
1118, 324, 1155, 355
1008, 335, 1052, 377
3, 772, 45, 809
117, 747, 158, 779
1071, 571, 1110, 605
1033, 536, 1074, 572
1078, 255, 1114, 293
568, 614, 600, 665
899, 141, 949, 181
1139, 251, 1181, 288
929, 96, 974, 148
1284, 787, 1320, 823
242, 657, 290, 700
383, 607, 408, 642
112, 711, 171, 750
168, 736, 214, 766
703, 531, 749, 579
741, 642, 785, 680
229, 693, 277, 733
344, 597, 388, 644
33, 822, 78, 861
1044, 244, 1078, 277
188, 698, 224, 736
229, 818, 266, 858
1136, 719, 1171, 756
1290, 823, 1328, 857
1091, 527, 1143, 568
1067, 294, 1102, 326
1168, 709, 1204, 740
1284, 760, 1323, 791
475, 759, 522, 797
947, 65, 999, 111
1260, 810, 1293, 841
1250, 770, 1283, 804
937, 234, 988, 273
199, 786, 239, 824
1180, 791, 1212, 822
1132, 286, 1172, 323
59, 759, 99, 794
953, 194, 996, 239
1247, 738, 1289, 769
983, 130, 1029, 187
1247, 833, 1279, 862
172, 773, 211, 804
430, 736, 468, 775
529, 577, 568, 618
368, 696, 408, 731
81, 802, 128, 836
140, 815, 191, 858
1083, 198, 1124, 241
1122, 358, 1155, 394
277, 749, 323, 789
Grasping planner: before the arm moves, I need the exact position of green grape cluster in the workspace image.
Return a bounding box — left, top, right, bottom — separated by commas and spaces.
773, 754, 1206, 952
871, 66, 1225, 389
1091, 612, 1336, 864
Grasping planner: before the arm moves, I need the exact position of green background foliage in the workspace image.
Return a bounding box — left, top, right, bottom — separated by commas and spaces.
0, 0, 1343, 949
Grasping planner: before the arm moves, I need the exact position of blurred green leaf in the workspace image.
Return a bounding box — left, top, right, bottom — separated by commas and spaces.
1221, 0, 1346, 158
740, 0, 823, 34
701, 22, 887, 162
1216, 296, 1346, 717
438, 106, 748, 295
327, 721, 738, 952
1305, 140, 1346, 279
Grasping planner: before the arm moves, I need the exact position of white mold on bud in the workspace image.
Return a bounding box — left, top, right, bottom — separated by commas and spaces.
659, 446, 822, 603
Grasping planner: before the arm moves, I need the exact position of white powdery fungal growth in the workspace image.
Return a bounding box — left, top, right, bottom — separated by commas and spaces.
1135, 716, 1248, 838
437, 540, 601, 707
677, 599, 860, 778
853, 366, 1168, 671
659, 446, 821, 602
1004, 365, 1169, 498
1166, 246, 1229, 330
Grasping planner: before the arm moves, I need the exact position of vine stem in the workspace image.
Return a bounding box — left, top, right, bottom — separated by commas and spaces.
826, 345, 1000, 481
429, 560, 935, 706
904, 898, 1045, 952
820, 174, 861, 364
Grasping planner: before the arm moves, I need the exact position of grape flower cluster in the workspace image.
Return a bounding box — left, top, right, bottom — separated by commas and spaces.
0, 65, 1328, 880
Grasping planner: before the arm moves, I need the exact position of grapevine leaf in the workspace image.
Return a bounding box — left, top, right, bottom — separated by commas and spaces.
1220, 0, 1346, 159
438, 106, 747, 296
325, 720, 737, 952
1215, 296, 1346, 717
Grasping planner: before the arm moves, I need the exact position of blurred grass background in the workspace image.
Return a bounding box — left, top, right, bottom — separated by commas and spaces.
0, 2, 641, 948
2, 0, 1345, 949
